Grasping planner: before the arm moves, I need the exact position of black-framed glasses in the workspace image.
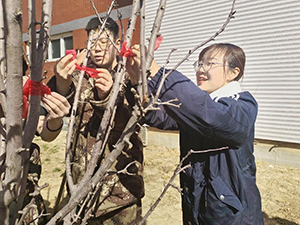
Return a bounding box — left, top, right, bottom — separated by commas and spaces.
193, 61, 226, 72
90, 37, 111, 50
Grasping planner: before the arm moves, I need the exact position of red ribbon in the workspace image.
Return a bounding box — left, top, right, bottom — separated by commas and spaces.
154, 35, 163, 50
66, 49, 77, 61
75, 64, 98, 78
22, 78, 51, 119
65, 50, 99, 78
66, 36, 163, 77
22, 95, 29, 119
120, 41, 134, 58
120, 37, 162, 58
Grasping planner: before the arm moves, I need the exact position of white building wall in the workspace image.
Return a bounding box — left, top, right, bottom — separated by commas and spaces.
145, 0, 300, 144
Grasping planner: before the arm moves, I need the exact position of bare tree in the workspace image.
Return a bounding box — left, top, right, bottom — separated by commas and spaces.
0, 1, 23, 224
0, 0, 52, 224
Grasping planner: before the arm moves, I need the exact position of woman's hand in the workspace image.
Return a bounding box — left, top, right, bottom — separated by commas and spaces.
42, 92, 71, 121
38, 92, 71, 142
126, 44, 142, 86
126, 44, 160, 85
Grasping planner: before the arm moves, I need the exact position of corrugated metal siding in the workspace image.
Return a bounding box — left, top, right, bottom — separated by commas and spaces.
145, 0, 300, 144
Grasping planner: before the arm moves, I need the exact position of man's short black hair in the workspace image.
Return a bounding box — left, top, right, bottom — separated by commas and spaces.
85, 17, 119, 40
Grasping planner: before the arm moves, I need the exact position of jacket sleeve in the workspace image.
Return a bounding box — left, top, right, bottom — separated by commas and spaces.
147, 68, 258, 147
144, 103, 179, 130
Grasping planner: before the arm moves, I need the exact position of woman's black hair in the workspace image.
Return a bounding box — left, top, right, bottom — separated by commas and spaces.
199, 43, 246, 81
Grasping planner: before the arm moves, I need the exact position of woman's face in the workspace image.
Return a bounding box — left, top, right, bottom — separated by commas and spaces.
195, 51, 232, 94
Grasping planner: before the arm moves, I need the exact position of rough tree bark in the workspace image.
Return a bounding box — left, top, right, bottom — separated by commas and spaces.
0, 0, 53, 224
0, 0, 24, 224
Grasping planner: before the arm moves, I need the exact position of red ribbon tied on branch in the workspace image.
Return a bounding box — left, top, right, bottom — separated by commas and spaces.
120, 36, 163, 58
65, 50, 99, 78
120, 41, 134, 58
154, 35, 163, 51
22, 78, 52, 119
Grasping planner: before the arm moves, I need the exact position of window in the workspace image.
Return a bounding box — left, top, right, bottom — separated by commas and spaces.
47, 33, 73, 61
51, 39, 61, 59
24, 33, 73, 63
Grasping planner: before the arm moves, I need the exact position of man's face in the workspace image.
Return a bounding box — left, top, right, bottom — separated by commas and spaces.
89, 30, 120, 70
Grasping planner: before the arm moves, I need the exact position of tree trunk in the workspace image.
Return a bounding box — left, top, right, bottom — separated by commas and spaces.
0, 0, 23, 224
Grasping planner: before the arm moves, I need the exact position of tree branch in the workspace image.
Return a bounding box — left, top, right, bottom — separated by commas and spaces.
139, 146, 228, 224
145, 0, 167, 72
138, 0, 148, 102
0, 2, 6, 115
152, 0, 236, 105
64, 31, 95, 194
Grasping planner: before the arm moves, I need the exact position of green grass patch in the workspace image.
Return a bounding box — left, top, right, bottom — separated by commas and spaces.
52, 167, 61, 172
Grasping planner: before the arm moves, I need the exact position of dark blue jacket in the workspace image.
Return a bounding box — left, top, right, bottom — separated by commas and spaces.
145, 68, 264, 225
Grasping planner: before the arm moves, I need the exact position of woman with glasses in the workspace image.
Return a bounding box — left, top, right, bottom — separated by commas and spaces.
128, 43, 264, 224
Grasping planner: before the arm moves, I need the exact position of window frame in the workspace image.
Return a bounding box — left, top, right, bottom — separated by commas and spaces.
47, 32, 73, 62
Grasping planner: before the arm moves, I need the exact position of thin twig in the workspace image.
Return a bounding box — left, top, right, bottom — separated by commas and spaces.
73, 0, 140, 194
52, 172, 66, 215
80, 178, 107, 224
89, 0, 120, 52
73, 190, 93, 224
145, 0, 167, 72
69, 1, 124, 192
152, 0, 236, 105
138, 0, 147, 102
117, 161, 137, 176
47, 106, 141, 224
115, 4, 125, 48
139, 146, 228, 224
17, 183, 49, 225
169, 183, 181, 194
64, 31, 95, 194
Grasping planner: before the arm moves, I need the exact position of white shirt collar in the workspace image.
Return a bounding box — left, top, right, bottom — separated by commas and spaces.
210, 81, 242, 100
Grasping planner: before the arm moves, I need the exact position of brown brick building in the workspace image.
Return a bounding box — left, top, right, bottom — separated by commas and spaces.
22, 0, 139, 83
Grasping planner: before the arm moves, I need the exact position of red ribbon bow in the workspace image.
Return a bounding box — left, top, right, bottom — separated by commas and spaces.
65, 50, 99, 78
22, 78, 52, 119
120, 41, 134, 58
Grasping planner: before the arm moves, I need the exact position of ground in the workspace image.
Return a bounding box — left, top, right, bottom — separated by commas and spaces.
34, 130, 300, 225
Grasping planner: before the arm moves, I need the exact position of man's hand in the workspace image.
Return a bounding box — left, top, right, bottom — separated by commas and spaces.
94, 69, 113, 100
54, 50, 86, 95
